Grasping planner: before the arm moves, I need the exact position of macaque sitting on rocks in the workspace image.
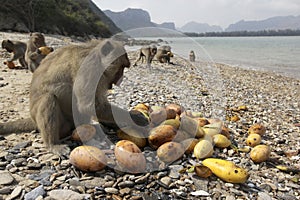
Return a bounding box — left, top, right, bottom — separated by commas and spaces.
1, 39, 28, 69
156, 45, 174, 64
189, 50, 196, 62
0, 39, 149, 155
25, 32, 53, 73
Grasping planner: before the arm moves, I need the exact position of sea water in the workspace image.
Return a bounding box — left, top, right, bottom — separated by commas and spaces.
128, 36, 300, 80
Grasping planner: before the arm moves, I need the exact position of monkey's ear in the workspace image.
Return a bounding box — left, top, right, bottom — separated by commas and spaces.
101, 41, 114, 56
7, 40, 13, 44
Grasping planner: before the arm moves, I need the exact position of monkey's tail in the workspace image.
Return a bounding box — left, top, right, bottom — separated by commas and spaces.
0, 118, 37, 134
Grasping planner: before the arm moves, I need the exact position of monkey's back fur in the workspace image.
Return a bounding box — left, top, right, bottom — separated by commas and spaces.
0, 39, 148, 154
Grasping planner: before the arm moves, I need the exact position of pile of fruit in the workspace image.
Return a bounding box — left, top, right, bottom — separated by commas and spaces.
69, 103, 272, 184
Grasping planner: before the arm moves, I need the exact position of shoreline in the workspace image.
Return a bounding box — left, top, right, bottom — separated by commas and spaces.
0, 32, 299, 199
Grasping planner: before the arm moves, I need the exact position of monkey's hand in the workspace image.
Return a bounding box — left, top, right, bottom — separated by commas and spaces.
129, 109, 149, 126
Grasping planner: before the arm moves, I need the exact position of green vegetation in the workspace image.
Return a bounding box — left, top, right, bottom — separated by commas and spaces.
0, 0, 120, 37
184, 29, 300, 37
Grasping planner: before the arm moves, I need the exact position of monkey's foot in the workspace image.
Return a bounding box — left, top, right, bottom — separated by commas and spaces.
50, 144, 71, 156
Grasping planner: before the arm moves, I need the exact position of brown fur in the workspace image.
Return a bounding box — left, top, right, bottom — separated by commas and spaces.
1, 40, 28, 68
25, 32, 53, 73
133, 44, 157, 67
156, 45, 174, 64
0, 39, 148, 155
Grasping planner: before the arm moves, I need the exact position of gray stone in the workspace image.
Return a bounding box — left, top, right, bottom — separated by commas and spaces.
0, 151, 8, 158
278, 194, 298, 200
81, 177, 106, 189
190, 190, 210, 196
257, 192, 272, 200
68, 178, 82, 187
156, 171, 168, 179
0, 170, 14, 185
24, 185, 45, 200
135, 173, 150, 184
119, 187, 131, 195
103, 180, 114, 187
118, 180, 134, 188
191, 176, 208, 191
27, 170, 55, 181
11, 158, 27, 167
27, 162, 42, 169
225, 195, 236, 200
12, 141, 32, 150
104, 187, 119, 194
48, 189, 90, 200
160, 177, 172, 187
0, 186, 11, 194
6, 186, 22, 200
168, 165, 183, 179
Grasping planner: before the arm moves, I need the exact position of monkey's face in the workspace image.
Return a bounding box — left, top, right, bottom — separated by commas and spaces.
107, 53, 130, 89
1, 40, 13, 53
31, 33, 46, 48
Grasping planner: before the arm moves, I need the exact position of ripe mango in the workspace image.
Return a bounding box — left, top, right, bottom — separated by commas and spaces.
202, 158, 249, 183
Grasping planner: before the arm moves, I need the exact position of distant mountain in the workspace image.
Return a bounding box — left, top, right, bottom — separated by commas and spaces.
226, 15, 300, 32
104, 8, 176, 31
156, 22, 176, 30
179, 21, 223, 33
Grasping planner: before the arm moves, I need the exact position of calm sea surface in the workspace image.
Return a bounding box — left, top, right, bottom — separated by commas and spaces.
128, 36, 300, 79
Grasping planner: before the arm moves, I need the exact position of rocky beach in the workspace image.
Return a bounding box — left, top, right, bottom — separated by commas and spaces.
0, 32, 299, 200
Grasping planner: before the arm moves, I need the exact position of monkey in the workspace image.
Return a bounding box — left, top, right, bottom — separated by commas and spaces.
1, 40, 28, 69
156, 45, 174, 64
189, 50, 196, 62
25, 32, 53, 73
0, 39, 149, 155
133, 44, 157, 67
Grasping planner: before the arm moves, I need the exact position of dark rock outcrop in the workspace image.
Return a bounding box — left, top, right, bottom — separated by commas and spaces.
0, 0, 121, 38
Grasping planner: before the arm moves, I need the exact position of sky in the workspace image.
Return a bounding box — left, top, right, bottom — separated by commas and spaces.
93, 0, 300, 29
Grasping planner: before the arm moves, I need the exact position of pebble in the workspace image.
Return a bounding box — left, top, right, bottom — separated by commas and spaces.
119, 187, 131, 195
156, 171, 168, 179
6, 186, 23, 200
105, 187, 119, 194
160, 176, 172, 187
224, 183, 234, 188
134, 173, 150, 184
190, 190, 210, 196
103, 180, 115, 188
225, 195, 236, 200
191, 176, 208, 191
0, 186, 11, 194
82, 177, 106, 189
257, 192, 272, 200
24, 185, 45, 200
168, 165, 182, 179
48, 189, 90, 200
27, 162, 42, 169
118, 180, 134, 188
0, 170, 14, 185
